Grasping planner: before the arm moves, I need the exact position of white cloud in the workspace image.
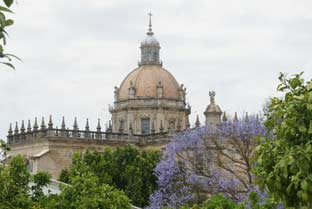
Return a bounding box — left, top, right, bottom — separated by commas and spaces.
0, 0, 312, 139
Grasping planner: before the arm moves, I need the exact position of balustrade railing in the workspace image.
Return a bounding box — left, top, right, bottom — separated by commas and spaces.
7, 128, 170, 144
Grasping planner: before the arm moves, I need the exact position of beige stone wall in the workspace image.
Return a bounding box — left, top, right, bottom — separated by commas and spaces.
205, 113, 222, 126
8, 136, 168, 179
9, 138, 108, 179
35, 153, 56, 176
8, 139, 49, 158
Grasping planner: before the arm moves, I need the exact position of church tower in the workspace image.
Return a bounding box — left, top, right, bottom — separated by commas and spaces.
110, 13, 191, 134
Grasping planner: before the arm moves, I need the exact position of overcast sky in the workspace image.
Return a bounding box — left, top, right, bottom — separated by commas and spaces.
1, 0, 312, 140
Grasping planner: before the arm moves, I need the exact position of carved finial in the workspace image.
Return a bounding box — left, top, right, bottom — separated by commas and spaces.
114, 86, 119, 102
245, 112, 249, 122
179, 84, 186, 101
20, 120, 25, 133
128, 81, 136, 98
61, 116, 66, 130
147, 12, 154, 36
234, 112, 238, 122
209, 91, 216, 105
85, 119, 90, 131
97, 119, 101, 132
40, 117, 46, 130
151, 121, 155, 134
8, 123, 13, 136
195, 115, 200, 127
187, 103, 192, 115
107, 120, 112, 132
14, 122, 19, 135
222, 112, 228, 122
84, 119, 90, 138
48, 115, 53, 129
159, 120, 164, 133
73, 117, 78, 130
27, 120, 32, 132
33, 117, 39, 131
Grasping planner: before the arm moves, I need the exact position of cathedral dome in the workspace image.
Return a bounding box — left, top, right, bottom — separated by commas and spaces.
117, 65, 181, 101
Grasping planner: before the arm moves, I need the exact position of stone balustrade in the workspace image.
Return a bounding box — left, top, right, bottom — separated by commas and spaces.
7, 116, 171, 146
8, 128, 171, 144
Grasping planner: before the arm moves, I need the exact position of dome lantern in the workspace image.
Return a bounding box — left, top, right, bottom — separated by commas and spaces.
139, 13, 161, 66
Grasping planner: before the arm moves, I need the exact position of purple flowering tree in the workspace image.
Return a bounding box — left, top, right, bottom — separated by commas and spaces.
147, 115, 267, 209
212, 116, 267, 198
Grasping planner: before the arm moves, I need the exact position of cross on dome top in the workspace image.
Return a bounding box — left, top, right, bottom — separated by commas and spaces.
140, 12, 161, 66
147, 12, 154, 36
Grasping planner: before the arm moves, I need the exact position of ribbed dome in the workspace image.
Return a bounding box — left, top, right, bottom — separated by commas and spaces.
118, 65, 181, 101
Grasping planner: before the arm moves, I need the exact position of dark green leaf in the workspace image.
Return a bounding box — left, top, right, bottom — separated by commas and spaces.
5, 53, 21, 61
0, 12, 5, 26
0, 6, 13, 13
5, 19, 13, 26
0, 61, 15, 69
307, 82, 312, 91
4, 0, 14, 7
299, 125, 307, 133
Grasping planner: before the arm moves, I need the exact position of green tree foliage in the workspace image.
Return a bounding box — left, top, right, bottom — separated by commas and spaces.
31, 172, 51, 202
59, 145, 161, 207
0, 0, 19, 69
0, 155, 50, 209
49, 172, 131, 209
0, 155, 131, 209
179, 193, 278, 209
0, 139, 10, 163
195, 194, 241, 209
254, 72, 312, 208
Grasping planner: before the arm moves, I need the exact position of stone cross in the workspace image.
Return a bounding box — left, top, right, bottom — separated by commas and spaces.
148, 12, 152, 27
147, 12, 153, 35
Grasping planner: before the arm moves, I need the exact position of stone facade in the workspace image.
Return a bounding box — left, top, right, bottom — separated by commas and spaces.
7, 123, 172, 178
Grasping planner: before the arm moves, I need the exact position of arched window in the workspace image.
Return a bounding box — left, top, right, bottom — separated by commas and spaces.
141, 118, 150, 134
